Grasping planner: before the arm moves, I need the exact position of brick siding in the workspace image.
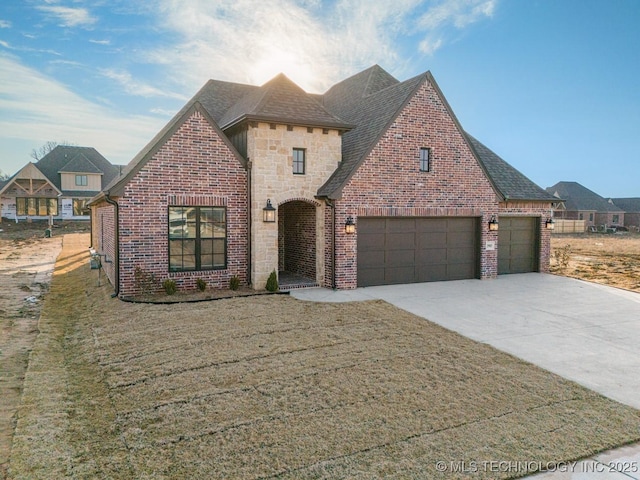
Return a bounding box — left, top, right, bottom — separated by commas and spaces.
499, 201, 553, 274
278, 201, 316, 279
112, 110, 248, 297
332, 79, 500, 289
92, 203, 116, 285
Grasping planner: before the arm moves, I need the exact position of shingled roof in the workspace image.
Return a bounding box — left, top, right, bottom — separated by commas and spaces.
36, 146, 120, 195
546, 181, 624, 212
101, 75, 351, 197
318, 66, 425, 197
610, 197, 640, 212
59, 153, 102, 174
100, 65, 552, 204
466, 135, 557, 202
218, 73, 351, 130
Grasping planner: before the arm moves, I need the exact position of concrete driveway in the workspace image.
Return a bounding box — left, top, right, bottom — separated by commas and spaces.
291, 273, 640, 410
292, 273, 640, 478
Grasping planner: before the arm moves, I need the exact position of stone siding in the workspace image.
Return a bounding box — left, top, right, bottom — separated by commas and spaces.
248, 123, 341, 287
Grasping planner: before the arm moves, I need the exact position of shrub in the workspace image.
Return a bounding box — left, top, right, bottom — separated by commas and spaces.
265, 270, 278, 292
229, 275, 240, 291
553, 244, 572, 270
134, 266, 159, 296
196, 278, 207, 292
163, 279, 177, 295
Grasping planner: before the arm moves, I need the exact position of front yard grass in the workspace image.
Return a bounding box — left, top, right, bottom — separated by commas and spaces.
10, 234, 640, 479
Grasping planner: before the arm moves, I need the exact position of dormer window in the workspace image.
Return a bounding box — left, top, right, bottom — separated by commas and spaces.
75, 174, 88, 186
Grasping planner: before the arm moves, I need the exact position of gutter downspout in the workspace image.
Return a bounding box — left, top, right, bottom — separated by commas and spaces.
246, 159, 252, 287
325, 198, 337, 290
104, 192, 120, 298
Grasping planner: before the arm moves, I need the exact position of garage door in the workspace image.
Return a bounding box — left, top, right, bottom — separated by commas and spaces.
498, 217, 539, 274
357, 217, 479, 287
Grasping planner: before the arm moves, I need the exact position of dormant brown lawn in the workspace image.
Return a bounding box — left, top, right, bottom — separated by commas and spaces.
551, 232, 640, 292
10, 234, 640, 479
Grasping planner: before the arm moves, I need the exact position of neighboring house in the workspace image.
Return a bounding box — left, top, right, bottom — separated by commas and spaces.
609, 198, 640, 229
0, 146, 120, 221
546, 181, 624, 229
90, 65, 556, 298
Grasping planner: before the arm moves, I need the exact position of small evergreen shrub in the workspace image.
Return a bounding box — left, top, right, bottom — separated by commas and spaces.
163, 279, 177, 295
229, 275, 240, 291
196, 278, 207, 292
265, 270, 278, 292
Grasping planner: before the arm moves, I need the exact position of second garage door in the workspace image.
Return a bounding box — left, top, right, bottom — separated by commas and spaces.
357, 217, 479, 287
498, 216, 539, 274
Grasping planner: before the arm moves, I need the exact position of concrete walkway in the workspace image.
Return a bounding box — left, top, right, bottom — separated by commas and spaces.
291, 273, 640, 479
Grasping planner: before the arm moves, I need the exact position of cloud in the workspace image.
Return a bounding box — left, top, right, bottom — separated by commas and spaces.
0, 19, 11, 28
99, 68, 188, 100
419, 37, 444, 56
36, 5, 97, 28
145, 0, 498, 93
418, 0, 496, 30
0, 53, 163, 165
0, 39, 61, 56
89, 39, 111, 45
414, 0, 496, 54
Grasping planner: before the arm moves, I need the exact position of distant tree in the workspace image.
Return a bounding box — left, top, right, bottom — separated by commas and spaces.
0, 169, 10, 181
30, 140, 74, 161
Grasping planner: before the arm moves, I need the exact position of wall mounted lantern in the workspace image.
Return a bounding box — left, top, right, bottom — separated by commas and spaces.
263, 199, 276, 222
488, 215, 499, 231
345, 216, 356, 234
545, 217, 555, 230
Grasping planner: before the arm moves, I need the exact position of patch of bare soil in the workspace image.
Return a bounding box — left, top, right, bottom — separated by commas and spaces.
0, 220, 87, 479
551, 232, 640, 292
9, 234, 640, 479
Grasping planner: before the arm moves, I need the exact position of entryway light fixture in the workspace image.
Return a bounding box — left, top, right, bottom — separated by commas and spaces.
545, 217, 555, 230
488, 215, 499, 231
263, 199, 276, 222
345, 216, 356, 234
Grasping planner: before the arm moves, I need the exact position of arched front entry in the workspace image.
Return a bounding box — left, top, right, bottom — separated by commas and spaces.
278, 199, 318, 287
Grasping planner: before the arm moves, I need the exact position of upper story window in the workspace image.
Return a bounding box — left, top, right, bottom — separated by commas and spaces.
75, 174, 88, 186
419, 148, 430, 172
293, 148, 305, 175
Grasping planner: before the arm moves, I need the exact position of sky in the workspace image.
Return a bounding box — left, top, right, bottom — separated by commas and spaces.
0, 0, 638, 198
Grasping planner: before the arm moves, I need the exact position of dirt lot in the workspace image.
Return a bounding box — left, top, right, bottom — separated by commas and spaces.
0, 221, 88, 479
550, 232, 640, 293
6, 234, 640, 479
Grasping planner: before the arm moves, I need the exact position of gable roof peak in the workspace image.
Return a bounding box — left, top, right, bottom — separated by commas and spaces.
218, 71, 352, 130
324, 64, 400, 100
262, 72, 294, 85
